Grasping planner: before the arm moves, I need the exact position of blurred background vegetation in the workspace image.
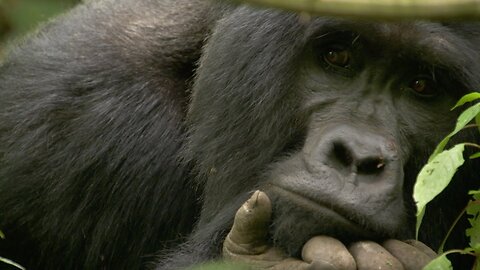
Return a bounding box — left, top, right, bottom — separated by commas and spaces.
0, 0, 81, 56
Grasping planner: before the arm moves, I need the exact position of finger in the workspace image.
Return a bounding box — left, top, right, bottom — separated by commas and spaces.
302, 236, 356, 270
222, 191, 309, 269
403, 239, 437, 259
349, 241, 404, 270
253, 253, 312, 270
224, 190, 272, 256
382, 239, 434, 270
224, 244, 311, 269
228, 190, 272, 245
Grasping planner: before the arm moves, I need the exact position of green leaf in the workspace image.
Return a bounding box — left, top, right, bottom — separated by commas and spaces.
476, 113, 480, 134
471, 152, 480, 159
0, 230, 4, 239
430, 104, 480, 160
422, 253, 452, 270
414, 144, 465, 238
466, 192, 480, 252
429, 137, 450, 162
416, 207, 425, 240
0, 257, 25, 270
454, 103, 480, 134
451, 92, 480, 110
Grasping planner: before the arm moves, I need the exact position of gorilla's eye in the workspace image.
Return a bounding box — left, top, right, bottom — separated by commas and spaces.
323, 48, 351, 68
408, 78, 437, 97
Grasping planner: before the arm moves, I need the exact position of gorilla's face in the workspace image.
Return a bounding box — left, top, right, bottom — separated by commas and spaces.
189, 10, 476, 257
263, 21, 467, 255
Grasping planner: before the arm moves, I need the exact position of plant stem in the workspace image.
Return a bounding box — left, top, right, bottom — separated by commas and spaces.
464, 142, 480, 150
438, 205, 467, 253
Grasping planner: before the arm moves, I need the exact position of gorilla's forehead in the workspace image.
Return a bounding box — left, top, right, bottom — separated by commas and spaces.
301, 17, 479, 73
306, 18, 466, 41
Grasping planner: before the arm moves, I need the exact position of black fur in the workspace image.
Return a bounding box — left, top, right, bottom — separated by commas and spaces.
0, 0, 479, 269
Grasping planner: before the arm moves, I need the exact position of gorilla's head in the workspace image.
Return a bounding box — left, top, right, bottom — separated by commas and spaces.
187, 8, 480, 257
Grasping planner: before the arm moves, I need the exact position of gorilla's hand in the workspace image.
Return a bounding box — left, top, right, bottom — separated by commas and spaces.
223, 191, 437, 270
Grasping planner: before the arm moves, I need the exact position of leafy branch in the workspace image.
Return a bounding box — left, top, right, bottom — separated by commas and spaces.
414, 92, 480, 269
238, 0, 480, 20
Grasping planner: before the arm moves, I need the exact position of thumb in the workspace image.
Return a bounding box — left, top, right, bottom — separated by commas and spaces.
224, 190, 272, 255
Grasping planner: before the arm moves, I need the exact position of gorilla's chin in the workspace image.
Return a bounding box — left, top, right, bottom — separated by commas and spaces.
265, 185, 389, 256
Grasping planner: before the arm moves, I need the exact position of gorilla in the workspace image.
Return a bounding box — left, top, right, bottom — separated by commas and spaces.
0, 0, 478, 269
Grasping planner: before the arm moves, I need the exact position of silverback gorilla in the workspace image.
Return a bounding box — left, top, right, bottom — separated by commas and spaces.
0, 0, 479, 269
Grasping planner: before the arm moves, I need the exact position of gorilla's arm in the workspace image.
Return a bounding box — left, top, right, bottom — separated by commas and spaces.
224, 191, 436, 270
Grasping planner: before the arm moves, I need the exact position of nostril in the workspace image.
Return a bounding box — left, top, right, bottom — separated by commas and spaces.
357, 157, 385, 175
332, 141, 353, 167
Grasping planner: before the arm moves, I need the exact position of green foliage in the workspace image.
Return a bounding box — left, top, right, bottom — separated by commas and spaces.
467, 191, 480, 251
476, 114, 480, 134
430, 103, 480, 160
414, 92, 480, 269
451, 92, 480, 110
414, 144, 465, 239
0, 257, 25, 270
470, 152, 480, 159
423, 254, 453, 270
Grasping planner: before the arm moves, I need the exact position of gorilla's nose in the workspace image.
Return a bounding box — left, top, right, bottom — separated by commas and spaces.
308, 125, 401, 183
329, 139, 386, 175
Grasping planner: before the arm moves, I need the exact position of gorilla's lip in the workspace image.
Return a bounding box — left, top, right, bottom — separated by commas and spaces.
268, 184, 376, 239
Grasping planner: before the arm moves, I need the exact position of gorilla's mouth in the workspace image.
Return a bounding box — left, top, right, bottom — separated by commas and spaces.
270, 185, 354, 222
266, 184, 379, 249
